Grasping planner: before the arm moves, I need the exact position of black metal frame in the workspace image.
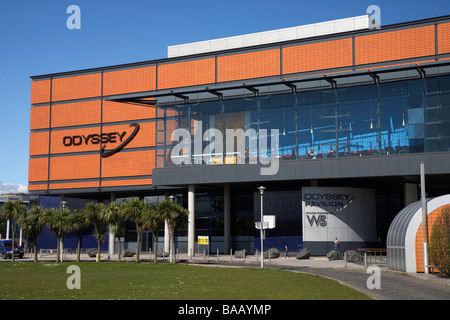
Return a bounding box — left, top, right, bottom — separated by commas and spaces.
106, 60, 450, 108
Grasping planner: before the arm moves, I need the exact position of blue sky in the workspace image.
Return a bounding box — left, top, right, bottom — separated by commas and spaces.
0, 0, 449, 193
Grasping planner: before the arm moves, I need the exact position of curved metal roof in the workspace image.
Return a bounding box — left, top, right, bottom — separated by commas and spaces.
387, 200, 424, 271
387, 200, 423, 248
387, 194, 450, 272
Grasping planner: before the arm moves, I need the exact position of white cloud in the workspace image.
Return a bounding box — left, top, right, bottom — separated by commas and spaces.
0, 181, 28, 195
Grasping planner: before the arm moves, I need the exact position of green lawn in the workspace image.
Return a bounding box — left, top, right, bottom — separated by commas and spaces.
0, 262, 371, 300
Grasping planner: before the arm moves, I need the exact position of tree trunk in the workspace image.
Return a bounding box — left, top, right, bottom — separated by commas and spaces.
56, 234, 61, 263
153, 233, 158, 263
77, 235, 82, 262
11, 229, 15, 263
135, 224, 141, 263
170, 226, 176, 263
33, 241, 38, 263
117, 237, 121, 262
97, 240, 101, 262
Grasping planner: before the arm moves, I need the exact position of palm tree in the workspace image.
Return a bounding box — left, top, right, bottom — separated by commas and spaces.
1, 200, 26, 262
141, 201, 163, 262
103, 201, 126, 262
68, 209, 89, 262
84, 202, 108, 262
120, 198, 145, 262
18, 205, 45, 262
0, 218, 6, 239
156, 199, 189, 263
44, 207, 71, 262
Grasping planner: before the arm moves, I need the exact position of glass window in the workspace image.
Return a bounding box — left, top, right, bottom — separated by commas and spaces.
426, 77, 439, 94
440, 75, 450, 93
158, 74, 450, 164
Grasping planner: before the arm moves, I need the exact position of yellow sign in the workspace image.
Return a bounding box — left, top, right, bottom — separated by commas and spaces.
198, 236, 209, 245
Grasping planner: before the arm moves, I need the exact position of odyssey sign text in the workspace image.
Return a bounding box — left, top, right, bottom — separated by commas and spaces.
62, 123, 140, 158
304, 192, 354, 228
304, 193, 354, 210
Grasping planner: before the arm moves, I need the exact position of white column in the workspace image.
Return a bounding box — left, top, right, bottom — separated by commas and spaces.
164, 219, 170, 254
188, 185, 195, 257
164, 193, 171, 254
59, 195, 66, 262
6, 220, 10, 240
224, 185, 231, 253
420, 161, 429, 274
108, 192, 116, 257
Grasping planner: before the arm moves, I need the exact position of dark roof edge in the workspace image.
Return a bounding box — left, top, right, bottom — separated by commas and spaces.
30, 14, 450, 80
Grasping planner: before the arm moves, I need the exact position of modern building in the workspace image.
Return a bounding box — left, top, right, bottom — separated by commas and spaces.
29, 14, 450, 256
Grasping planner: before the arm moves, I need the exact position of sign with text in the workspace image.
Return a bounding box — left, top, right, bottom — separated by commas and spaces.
197, 236, 209, 245
302, 187, 376, 244
255, 215, 276, 229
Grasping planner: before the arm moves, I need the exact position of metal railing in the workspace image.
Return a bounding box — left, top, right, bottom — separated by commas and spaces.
357, 248, 387, 267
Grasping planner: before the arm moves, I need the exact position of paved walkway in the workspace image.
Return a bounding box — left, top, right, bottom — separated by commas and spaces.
17, 251, 450, 300
185, 253, 450, 300
179, 252, 450, 300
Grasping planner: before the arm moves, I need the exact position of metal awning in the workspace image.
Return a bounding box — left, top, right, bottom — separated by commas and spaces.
105, 60, 450, 107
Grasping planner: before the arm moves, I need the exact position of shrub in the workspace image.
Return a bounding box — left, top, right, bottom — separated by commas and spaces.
429, 209, 450, 277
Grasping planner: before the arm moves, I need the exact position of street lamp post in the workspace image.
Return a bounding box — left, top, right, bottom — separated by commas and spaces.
258, 186, 266, 269
420, 161, 429, 274
60, 200, 67, 262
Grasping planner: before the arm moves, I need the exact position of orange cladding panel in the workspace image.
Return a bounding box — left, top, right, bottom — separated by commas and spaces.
103, 66, 157, 96
49, 181, 99, 190
102, 122, 156, 150
102, 100, 156, 123
50, 122, 155, 155
158, 58, 215, 90
28, 184, 48, 191
49, 154, 100, 181
101, 178, 152, 188
51, 100, 101, 128
217, 49, 280, 82
30, 105, 50, 130
438, 23, 450, 55
52, 73, 101, 102
415, 204, 450, 273
101, 150, 155, 178
283, 38, 353, 74
31, 80, 51, 104
355, 26, 435, 66
28, 158, 49, 182
29, 131, 49, 156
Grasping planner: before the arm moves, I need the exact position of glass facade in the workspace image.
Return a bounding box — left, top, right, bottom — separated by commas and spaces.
35, 76, 450, 254
156, 75, 450, 167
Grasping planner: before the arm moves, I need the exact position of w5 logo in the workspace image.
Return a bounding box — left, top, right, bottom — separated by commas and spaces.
307, 215, 327, 227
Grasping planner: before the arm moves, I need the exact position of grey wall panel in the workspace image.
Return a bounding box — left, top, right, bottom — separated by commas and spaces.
152, 152, 450, 186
